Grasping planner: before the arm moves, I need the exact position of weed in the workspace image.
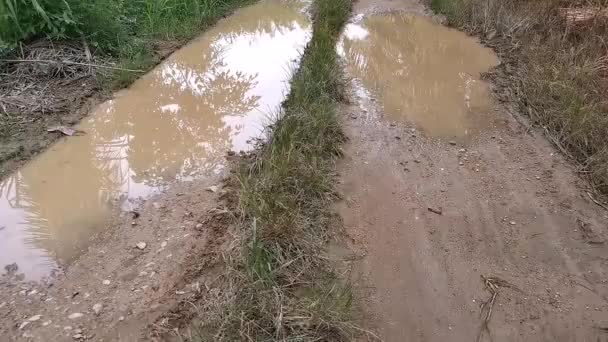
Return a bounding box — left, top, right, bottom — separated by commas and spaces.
184, 0, 356, 340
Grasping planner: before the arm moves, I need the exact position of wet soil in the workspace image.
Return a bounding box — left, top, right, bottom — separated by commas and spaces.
338, 1, 608, 341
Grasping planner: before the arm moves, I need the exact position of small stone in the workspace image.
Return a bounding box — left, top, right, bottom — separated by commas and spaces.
139, 271, 148, 277
42, 320, 51, 326
64, 326, 73, 331
18, 321, 29, 330
160, 241, 167, 248
68, 313, 83, 320
74, 329, 82, 334
459, 161, 464, 166
459, 148, 466, 153
73, 333, 83, 340
4, 262, 18, 274
449, 141, 457, 145
102, 280, 111, 285
136, 242, 147, 250
195, 223, 203, 229
175, 290, 186, 295
28, 315, 41, 322
206, 185, 219, 193
118, 316, 125, 322
92, 303, 102, 315
509, 221, 517, 225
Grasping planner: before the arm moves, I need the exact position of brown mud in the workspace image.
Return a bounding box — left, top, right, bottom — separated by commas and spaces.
338, 0, 608, 341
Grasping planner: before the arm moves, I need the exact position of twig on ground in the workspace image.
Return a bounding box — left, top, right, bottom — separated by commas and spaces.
476, 275, 503, 342
0, 59, 144, 73
586, 191, 608, 211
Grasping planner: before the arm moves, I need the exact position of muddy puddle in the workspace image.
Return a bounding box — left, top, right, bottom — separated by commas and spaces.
0, 0, 311, 281
339, 14, 499, 140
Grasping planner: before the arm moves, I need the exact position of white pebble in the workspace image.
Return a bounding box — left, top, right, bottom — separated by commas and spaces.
68, 313, 83, 320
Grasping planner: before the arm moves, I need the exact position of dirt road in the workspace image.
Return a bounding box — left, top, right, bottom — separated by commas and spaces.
337, 0, 608, 341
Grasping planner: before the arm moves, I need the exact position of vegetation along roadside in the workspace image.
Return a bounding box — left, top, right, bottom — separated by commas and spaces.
431, 0, 608, 197
0, 0, 254, 179
177, 0, 359, 340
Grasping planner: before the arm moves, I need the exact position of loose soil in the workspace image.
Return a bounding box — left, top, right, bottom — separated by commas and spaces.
338, 0, 608, 341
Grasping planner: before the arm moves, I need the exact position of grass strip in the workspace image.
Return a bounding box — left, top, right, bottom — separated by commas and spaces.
431, 0, 608, 195
190, 0, 356, 340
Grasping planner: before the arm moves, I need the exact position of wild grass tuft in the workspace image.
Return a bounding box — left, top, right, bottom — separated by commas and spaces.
185, 0, 356, 340
431, 0, 608, 195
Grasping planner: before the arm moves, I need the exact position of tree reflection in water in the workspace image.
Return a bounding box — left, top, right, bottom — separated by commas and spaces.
0, 1, 311, 280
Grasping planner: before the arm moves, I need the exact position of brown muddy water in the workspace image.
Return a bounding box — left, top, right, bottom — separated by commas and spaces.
0, 1, 311, 281
339, 14, 499, 140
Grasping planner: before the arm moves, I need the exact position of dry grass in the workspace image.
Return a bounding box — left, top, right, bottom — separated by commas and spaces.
432, 0, 608, 196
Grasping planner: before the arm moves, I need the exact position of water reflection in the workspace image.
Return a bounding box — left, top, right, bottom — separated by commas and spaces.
339, 14, 499, 138
0, 0, 311, 280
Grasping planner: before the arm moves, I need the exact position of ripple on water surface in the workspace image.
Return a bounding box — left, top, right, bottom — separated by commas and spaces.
339, 14, 500, 139
0, 0, 311, 281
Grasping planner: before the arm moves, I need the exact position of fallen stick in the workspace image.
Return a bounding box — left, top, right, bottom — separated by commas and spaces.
586, 191, 608, 211
0, 59, 144, 73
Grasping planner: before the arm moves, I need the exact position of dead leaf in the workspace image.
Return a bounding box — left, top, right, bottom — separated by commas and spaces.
47, 125, 84, 136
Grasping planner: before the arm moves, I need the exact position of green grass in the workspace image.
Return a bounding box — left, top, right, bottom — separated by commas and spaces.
1, 0, 254, 86
184, 0, 357, 340
431, 0, 608, 196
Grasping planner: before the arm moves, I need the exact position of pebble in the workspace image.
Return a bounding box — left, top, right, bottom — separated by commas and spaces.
160, 241, 167, 248
42, 320, 51, 326
102, 280, 111, 285
136, 242, 147, 250
68, 313, 84, 320
92, 303, 103, 315
509, 221, 517, 225
118, 316, 125, 322
73, 334, 83, 340
459, 148, 466, 153
28, 315, 41, 322
449, 141, 457, 145
195, 223, 203, 229
18, 321, 29, 330
206, 185, 219, 193
459, 161, 464, 166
